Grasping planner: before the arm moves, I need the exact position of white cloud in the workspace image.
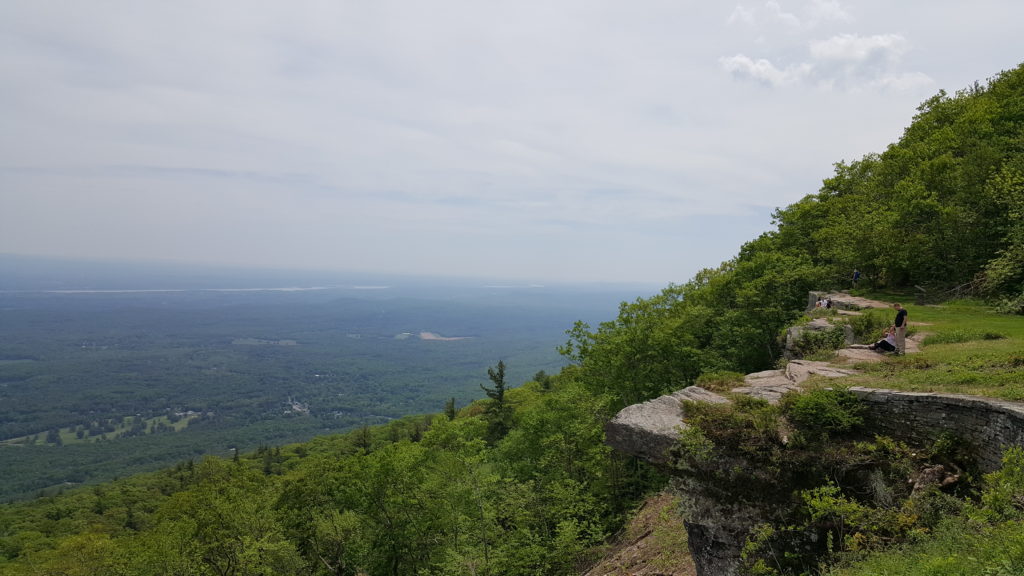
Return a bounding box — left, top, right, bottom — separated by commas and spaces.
728, 5, 756, 26
729, 0, 852, 30
807, 0, 852, 24
765, 1, 803, 28
721, 27, 926, 91
870, 72, 934, 91
810, 33, 908, 62
720, 54, 812, 86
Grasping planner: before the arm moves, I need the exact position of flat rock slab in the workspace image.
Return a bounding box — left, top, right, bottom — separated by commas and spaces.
837, 348, 889, 363
605, 387, 731, 465
605, 395, 687, 465
819, 292, 892, 310
731, 384, 800, 403
786, 360, 859, 382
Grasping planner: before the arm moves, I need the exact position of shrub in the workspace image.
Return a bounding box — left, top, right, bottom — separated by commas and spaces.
977, 447, 1024, 522
793, 326, 847, 357
845, 309, 892, 344
781, 388, 864, 440
994, 292, 1024, 315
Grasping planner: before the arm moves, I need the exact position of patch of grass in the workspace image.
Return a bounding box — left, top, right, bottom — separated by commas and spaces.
923, 329, 1007, 345
695, 370, 746, 392
833, 298, 1024, 401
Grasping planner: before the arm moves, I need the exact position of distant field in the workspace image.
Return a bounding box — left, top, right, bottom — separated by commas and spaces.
0, 414, 200, 447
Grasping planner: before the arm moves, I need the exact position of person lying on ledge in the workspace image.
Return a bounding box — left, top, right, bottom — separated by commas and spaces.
868, 326, 897, 353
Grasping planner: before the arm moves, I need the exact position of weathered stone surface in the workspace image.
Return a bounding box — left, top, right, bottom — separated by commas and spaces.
786, 359, 859, 382
730, 384, 799, 403
674, 386, 731, 407
836, 347, 888, 363
808, 291, 891, 311
849, 387, 1024, 472
737, 369, 800, 402
605, 394, 686, 466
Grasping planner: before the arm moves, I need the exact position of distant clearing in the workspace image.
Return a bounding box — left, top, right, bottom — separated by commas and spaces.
419, 332, 471, 341
232, 338, 298, 346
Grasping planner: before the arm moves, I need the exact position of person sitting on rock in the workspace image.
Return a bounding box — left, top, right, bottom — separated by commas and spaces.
868, 326, 897, 353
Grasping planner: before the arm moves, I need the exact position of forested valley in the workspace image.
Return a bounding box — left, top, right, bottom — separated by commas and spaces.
1, 63, 1023, 575
0, 279, 645, 502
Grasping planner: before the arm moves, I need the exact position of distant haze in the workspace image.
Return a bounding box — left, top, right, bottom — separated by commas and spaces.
2, 1, 1022, 284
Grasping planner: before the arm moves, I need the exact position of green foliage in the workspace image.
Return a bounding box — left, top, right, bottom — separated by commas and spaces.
767, 64, 1024, 297
671, 387, 985, 575
994, 292, 1024, 315
976, 447, 1024, 522
781, 388, 864, 441
845, 309, 893, 343
792, 325, 847, 358
480, 360, 513, 443
694, 370, 746, 392
563, 251, 827, 409
0, 370, 657, 576
826, 447, 1024, 576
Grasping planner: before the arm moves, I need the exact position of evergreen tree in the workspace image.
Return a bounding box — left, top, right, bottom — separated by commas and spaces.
480, 360, 512, 443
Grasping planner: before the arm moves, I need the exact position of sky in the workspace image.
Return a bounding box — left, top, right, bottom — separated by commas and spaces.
1, 1, 1022, 286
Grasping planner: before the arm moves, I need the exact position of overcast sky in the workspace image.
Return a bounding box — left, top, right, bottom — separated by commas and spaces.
1, 1, 1021, 285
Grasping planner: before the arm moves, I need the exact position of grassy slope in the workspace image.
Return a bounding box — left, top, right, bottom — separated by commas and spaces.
831, 296, 1024, 400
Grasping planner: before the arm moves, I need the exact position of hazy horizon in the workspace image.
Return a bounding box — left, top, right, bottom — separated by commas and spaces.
0, 252, 664, 294
3, 2, 1023, 284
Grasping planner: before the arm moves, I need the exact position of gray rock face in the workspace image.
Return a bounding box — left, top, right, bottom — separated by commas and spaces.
807, 291, 891, 311
604, 387, 728, 466
850, 387, 1024, 472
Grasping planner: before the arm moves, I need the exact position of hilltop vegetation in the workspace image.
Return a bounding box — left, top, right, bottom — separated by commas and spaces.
1, 64, 1023, 575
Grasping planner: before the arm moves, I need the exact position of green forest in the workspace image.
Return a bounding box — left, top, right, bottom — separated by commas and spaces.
1, 63, 1023, 575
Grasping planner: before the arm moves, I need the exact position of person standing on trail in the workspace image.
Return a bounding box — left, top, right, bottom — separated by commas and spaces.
892, 303, 908, 355
852, 269, 861, 288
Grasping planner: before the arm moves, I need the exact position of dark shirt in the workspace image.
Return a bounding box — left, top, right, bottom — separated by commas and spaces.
894, 308, 908, 328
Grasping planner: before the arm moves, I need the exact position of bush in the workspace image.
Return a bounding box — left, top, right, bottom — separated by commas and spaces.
845, 309, 892, 344
793, 326, 847, 357
977, 447, 1024, 522
994, 292, 1024, 315
781, 388, 864, 440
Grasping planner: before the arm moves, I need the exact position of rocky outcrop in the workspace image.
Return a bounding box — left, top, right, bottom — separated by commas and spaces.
605, 387, 729, 467
606, 360, 860, 467
605, 293, 1016, 575
606, 370, 1024, 575
807, 291, 891, 311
